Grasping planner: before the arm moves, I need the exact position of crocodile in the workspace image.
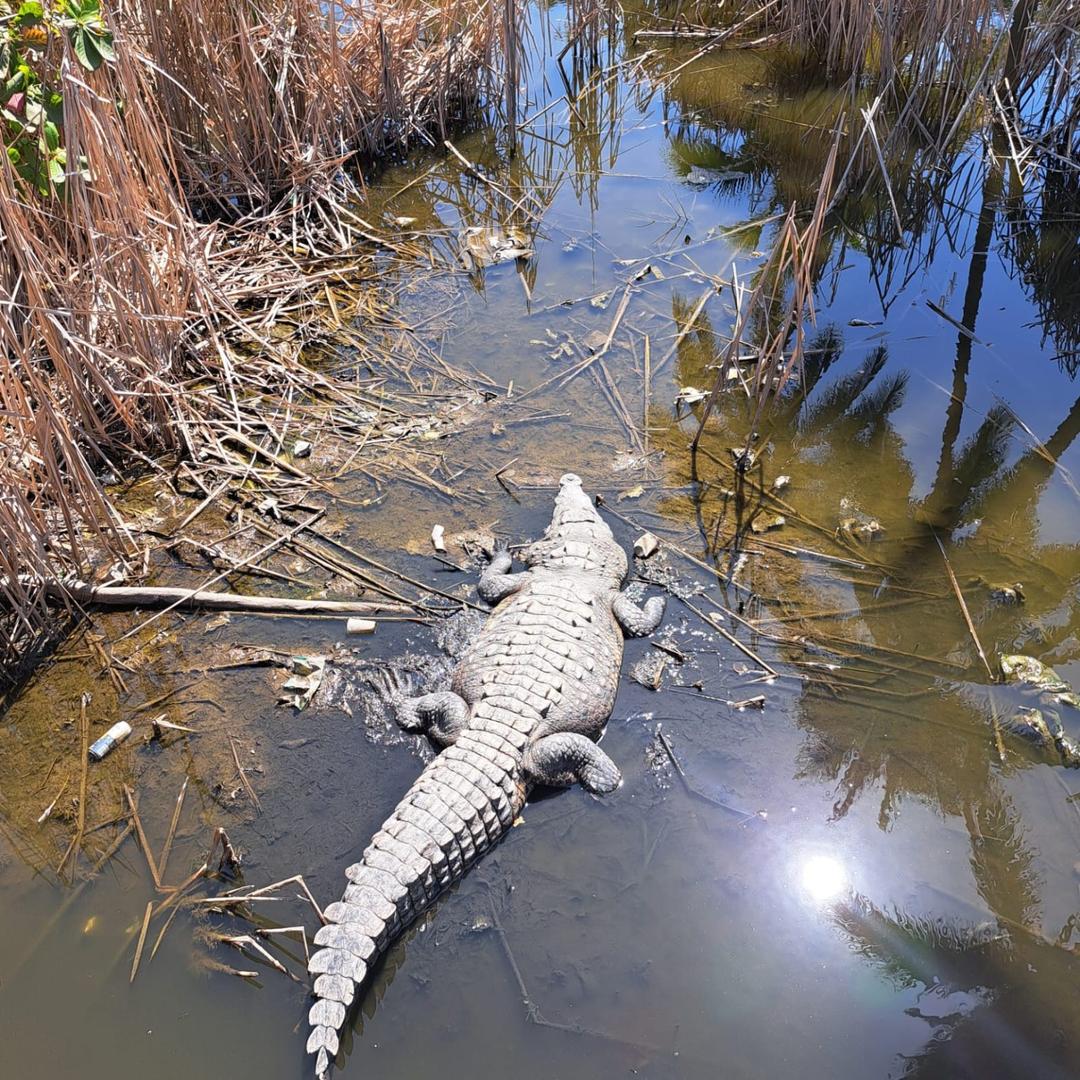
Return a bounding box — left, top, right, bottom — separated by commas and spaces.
306, 473, 665, 1077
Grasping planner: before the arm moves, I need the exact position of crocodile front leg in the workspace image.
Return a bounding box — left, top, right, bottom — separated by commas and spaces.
613, 591, 666, 637
478, 541, 530, 604
524, 732, 622, 794
373, 673, 469, 747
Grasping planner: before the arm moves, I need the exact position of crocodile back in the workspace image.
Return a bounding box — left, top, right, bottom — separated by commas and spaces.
453, 571, 623, 739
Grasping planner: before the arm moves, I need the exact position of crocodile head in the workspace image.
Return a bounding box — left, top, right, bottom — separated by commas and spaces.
522, 473, 627, 582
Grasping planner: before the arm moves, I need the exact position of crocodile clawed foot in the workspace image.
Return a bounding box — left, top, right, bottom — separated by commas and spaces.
364, 667, 413, 704
480, 537, 509, 562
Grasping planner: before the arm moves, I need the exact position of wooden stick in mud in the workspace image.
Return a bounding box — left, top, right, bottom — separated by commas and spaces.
23, 579, 409, 616
118, 510, 328, 640
643, 334, 651, 463
229, 737, 262, 813
706, 613, 780, 679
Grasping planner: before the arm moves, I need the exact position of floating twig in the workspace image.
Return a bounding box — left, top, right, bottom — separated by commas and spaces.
130, 901, 154, 983
158, 777, 188, 880
933, 530, 994, 680
124, 784, 163, 889
228, 739, 262, 813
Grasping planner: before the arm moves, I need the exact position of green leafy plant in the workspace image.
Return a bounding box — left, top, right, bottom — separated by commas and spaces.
1, 0, 112, 195
58, 0, 113, 71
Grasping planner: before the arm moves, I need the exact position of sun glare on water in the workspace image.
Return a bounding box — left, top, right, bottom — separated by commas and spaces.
799, 854, 849, 903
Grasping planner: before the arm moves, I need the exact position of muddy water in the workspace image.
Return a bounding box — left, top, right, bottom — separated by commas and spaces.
4, 7, 1080, 1080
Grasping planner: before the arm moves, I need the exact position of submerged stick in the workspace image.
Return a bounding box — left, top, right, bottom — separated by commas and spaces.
57, 693, 91, 876
652, 283, 715, 378
149, 900, 184, 962
933, 530, 994, 680
705, 612, 779, 678
656, 727, 752, 818
229, 739, 262, 813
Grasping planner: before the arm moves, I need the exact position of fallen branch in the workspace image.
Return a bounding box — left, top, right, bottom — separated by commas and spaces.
21, 579, 409, 616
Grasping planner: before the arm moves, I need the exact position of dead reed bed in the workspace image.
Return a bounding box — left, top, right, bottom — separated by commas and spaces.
0, 0, 516, 673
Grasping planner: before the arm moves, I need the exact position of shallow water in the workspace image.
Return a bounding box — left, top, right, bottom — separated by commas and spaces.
4, 7, 1080, 1080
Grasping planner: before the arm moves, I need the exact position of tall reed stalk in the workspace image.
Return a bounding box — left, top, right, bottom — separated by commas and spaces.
0, 0, 512, 670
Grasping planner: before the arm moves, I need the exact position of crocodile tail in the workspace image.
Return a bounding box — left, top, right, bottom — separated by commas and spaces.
307, 733, 519, 1075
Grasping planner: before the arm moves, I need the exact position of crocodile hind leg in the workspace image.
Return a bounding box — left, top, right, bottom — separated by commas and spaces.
478, 540, 530, 604
524, 732, 622, 794
613, 591, 666, 637
370, 672, 469, 747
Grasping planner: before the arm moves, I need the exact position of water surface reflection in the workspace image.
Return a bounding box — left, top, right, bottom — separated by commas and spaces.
3, 4, 1080, 1079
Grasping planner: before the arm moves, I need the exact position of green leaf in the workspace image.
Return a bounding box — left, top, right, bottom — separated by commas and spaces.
15, 0, 44, 25
7, 144, 20, 166
3, 69, 26, 102
63, 0, 103, 24
16, 154, 49, 196
43, 117, 58, 150
44, 89, 63, 125
92, 27, 113, 62
48, 153, 65, 185
71, 26, 102, 70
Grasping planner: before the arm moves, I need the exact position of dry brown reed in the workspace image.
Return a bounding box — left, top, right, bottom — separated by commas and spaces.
0, 0, 514, 673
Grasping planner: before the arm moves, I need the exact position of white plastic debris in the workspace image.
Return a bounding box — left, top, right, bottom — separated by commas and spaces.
88, 721, 132, 761
431, 525, 447, 552
676, 386, 706, 406
459, 225, 533, 270
346, 618, 376, 636
280, 655, 326, 711
293, 440, 312, 458
634, 532, 660, 558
